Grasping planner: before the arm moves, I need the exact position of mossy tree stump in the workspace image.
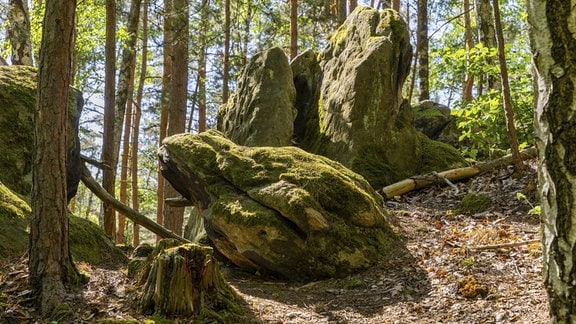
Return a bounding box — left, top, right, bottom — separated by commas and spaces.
140, 240, 241, 317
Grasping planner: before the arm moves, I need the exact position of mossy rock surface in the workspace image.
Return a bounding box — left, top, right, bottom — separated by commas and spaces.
0, 65, 83, 199
459, 193, 492, 214
159, 130, 401, 281
0, 182, 31, 258
0, 66, 36, 195
69, 216, 128, 266
0, 181, 126, 265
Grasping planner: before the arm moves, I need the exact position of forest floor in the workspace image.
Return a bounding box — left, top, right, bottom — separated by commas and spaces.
0, 159, 548, 323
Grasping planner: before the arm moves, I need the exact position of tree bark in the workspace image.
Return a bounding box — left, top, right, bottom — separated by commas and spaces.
222, 0, 231, 104
392, 0, 400, 12
8, 0, 33, 66
474, 0, 499, 92
417, 0, 429, 101
157, 0, 173, 241
101, 0, 117, 240
290, 0, 298, 60
491, 0, 523, 172
527, 0, 576, 321
132, 0, 149, 247
116, 0, 142, 243
140, 241, 241, 316
29, 0, 80, 315
338, 0, 347, 24
163, 0, 189, 236
348, 0, 357, 14
197, 0, 208, 133
462, 0, 474, 103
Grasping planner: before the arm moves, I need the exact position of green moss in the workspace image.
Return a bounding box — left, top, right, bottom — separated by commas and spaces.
414, 107, 446, 118
459, 193, 492, 214
419, 136, 468, 173
69, 215, 128, 266
0, 182, 30, 258
378, 9, 407, 43
163, 130, 402, 280
0, 66, 37, 195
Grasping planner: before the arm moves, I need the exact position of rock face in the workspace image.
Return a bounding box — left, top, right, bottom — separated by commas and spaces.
0, 65, 83, 199
0, 181, 126, 265
217, 7, 465, 188
218, 46, 297, 147
413, 100, 460, 147
159, 130, 399, 281
413, 100, 452, 140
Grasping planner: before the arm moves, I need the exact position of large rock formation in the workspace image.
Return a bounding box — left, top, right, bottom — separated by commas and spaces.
218, 7, 466, 188
0, 65, 83, 199
218, 46, 297, 147
159, 130, 399, 281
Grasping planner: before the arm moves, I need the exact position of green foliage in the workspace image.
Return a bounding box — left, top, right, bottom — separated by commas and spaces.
516, 192, 541, 216
433, 43, 534, 160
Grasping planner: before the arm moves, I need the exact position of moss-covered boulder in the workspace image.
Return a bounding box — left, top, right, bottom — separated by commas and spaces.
216, 7, 465, 188
0, 181, 126, 265
159, 130, 400, 281
0, 182, 30, 258
0, 65, 83, 199
69, 216, 128, 266
218, 46, 297, 147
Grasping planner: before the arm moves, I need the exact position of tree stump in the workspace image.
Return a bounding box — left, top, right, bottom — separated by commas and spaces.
140, 240, 241, 317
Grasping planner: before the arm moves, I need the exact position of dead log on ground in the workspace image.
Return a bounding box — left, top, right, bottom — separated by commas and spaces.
80, 164, 190, 243
381, 147, 537, 198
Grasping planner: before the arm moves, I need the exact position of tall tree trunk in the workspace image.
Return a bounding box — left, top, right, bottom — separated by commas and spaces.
157, 0, 173, 241
116, 0, 142, 243
131, 103, 141, 246
462, 0, 474, 103
528, 0, 576, 321
131, 0, 147, 245
8, 0, 33, 66
348, 0, 357, 14
198, 48, 206, 132
118, 72, 134, 244
474, 0, 499, 92
222, 0, 231, 104
290, 0, 298, 60
491, 0, 523, 171
163, 0, 189, 235
29, 0, 80, 315
392, 0, 400, 11
338, 0, 347, 24
101, 0, 117, 240
417, 0, 429, 101
197, 0, 208, 133
132, 0, 147, 245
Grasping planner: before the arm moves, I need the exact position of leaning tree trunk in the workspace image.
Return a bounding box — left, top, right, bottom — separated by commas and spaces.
140, 239, 241, 317
527, 0, 576, 321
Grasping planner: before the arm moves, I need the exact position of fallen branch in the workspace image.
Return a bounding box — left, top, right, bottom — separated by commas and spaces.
381, 147, 537, 198
469, 239, 540, 251
80, 164, 190, 243
164, 197, 194, 207
80, 154, 112, 170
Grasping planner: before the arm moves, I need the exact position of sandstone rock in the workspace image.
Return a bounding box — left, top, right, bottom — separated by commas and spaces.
413, 100, 452, 140
159, 130, 400, 281
0, 65, 83, 199
217, 7, 466, 188
218, 46, 297, 147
